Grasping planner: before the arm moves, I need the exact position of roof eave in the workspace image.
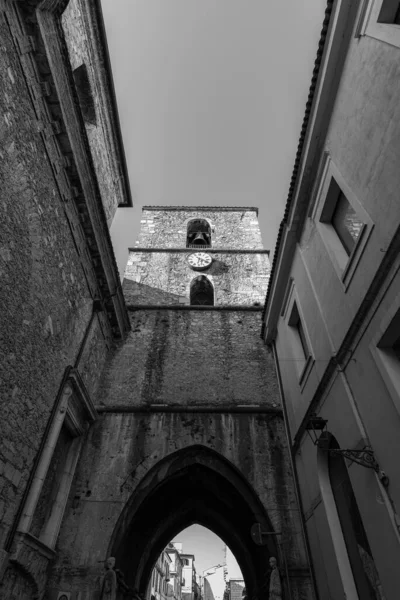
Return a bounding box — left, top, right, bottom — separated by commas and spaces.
263, 0, 362, 343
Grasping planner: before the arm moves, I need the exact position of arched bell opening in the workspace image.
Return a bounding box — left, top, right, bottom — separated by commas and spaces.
108, 446, 278, 600
187, 219, 212, 248
190, 276, 214, 306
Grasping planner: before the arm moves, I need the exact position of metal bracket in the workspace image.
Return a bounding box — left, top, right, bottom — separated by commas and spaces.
327, 447, 378, 471
325, 446, 389, 487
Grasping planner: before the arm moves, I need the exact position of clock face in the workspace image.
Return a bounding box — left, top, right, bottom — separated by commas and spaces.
187, 252, 212, 271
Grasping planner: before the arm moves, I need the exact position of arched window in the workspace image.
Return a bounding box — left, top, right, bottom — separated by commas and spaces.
318, 434, 384, 599
187, 219, 211, 248
190, 276, 214, 306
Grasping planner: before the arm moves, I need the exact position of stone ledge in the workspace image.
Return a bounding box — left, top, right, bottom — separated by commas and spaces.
128, 247, 270, 254
126, 304, 264, 311
142, 206, 259, 214
96, 404, 283, 415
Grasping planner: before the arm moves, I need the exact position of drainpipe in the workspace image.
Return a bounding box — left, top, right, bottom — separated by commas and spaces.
271, 341, 320, 600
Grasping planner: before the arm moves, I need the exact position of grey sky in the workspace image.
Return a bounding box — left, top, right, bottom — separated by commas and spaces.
102, 0, 327, 276
172, 525, 227, 575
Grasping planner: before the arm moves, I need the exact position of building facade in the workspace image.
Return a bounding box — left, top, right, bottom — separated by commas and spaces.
181, 554, 195, 600
147, 549, 172, 600
263, 1, 400, 599
0, 0, 131, 598
166, 543, 184, 600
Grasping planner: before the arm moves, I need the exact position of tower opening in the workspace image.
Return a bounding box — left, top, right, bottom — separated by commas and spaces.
190, 276, 214, 306
187, 219, 212, 248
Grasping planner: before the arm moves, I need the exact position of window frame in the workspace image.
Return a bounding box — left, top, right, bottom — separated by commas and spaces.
16, 371, 97, 551
356, 0, 400, 48
284, 284, 314, 388
311, 156, 373, 291
370, 297, 400, 417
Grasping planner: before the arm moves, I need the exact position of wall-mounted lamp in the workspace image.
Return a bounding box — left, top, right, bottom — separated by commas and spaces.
305, 415, 328, 446
305, 414, 389, 486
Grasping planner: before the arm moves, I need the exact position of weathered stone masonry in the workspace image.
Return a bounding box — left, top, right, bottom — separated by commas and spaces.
98, 310, 279, 407
45, 208, 314, 600
0, 1, 130, 598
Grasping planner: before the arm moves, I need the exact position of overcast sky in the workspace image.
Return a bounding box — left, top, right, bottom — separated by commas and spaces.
102, 0, 327, 275
172, 525, 227, 575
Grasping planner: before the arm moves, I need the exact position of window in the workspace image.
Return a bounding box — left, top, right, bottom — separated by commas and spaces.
187, 219, 211, 248
73, 64, 96, 126
190, 276, 214, 306
17, 373, 96, 551
288, 301, 313, 384
357, 0, 400, 48
371, 305, 400, 416
331, 191, 364, 256
378, 0, 400, 24
313, 157, 373, 290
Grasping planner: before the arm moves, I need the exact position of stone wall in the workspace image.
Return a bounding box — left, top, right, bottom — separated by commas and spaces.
0, 6, 117, 598
123, 252, 270, 306
98, 310, 279, 407
0, 13, 95, 549
47, 410, 300, 599
136, 209, 263, 249
61, 0, 123, 226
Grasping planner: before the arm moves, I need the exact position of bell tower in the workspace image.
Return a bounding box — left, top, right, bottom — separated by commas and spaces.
124, 206, 270, 306
47, 206, 314, 600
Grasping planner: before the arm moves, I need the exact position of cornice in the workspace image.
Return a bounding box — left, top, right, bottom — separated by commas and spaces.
142, 206, 259, 215
126, 305, 263, 312
128, 247, 269, 254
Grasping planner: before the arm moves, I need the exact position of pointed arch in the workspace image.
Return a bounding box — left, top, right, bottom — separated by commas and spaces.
108, 446, 278, 599
190, 275, 214, 305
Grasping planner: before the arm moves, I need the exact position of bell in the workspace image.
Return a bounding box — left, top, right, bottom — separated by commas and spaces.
192, 232, 207, 246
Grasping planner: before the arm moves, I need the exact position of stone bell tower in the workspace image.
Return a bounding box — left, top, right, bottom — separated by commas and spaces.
123, 205, 270, 307
46, 206, 314, 600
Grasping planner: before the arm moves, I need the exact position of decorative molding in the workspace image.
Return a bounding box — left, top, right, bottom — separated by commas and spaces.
96, 404, 283, 415
142, 206, 259, 214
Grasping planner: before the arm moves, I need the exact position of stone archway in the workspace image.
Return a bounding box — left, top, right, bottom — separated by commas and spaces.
108, 445, 278, 600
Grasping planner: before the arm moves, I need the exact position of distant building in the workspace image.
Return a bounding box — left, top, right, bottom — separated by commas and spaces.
148, 550, 172, 600
203, 546, 244, 600
203, 565, 226, 600
181, 553, 196, 600
166, 543, 184, 600
227, 579, 245, 600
